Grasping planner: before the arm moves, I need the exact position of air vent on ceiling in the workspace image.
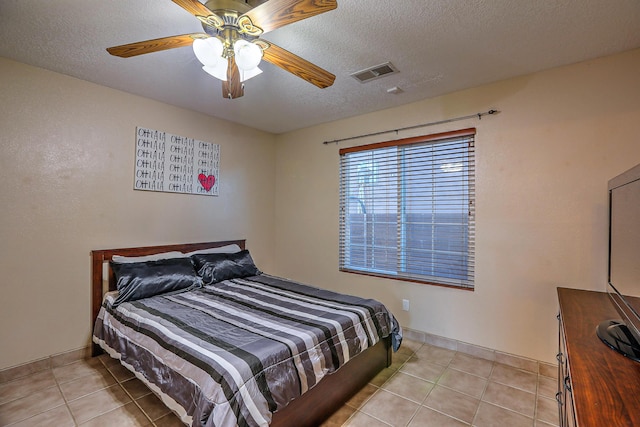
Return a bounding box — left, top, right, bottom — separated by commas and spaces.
350, 62, 399, 83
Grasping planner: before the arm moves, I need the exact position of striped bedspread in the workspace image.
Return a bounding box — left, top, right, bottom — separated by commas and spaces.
93, 274, 402, 427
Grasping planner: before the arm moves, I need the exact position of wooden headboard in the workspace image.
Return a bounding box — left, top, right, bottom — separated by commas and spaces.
90, 240, 246, 355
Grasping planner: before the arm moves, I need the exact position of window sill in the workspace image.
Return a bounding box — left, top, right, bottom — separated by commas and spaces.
339, 268, 474, 291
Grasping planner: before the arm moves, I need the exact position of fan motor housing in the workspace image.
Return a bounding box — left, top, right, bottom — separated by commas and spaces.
202, 0, 253, 36
205, 0, 252, 14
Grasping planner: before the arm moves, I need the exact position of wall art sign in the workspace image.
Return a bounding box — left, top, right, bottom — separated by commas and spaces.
134, 127, 220, 196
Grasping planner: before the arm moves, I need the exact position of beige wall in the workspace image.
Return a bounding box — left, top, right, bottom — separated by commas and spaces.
2, 47, 639, 370
273, 48, 640, 363
0, 58, 276, 370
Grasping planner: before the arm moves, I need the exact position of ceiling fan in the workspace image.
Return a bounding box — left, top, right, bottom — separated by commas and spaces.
107, 0, 337, 99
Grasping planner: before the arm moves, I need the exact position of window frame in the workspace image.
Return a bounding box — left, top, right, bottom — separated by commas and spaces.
338, 128, 476, 290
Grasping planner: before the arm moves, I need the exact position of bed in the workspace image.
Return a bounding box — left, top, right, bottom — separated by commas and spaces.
91, 240, 401, 427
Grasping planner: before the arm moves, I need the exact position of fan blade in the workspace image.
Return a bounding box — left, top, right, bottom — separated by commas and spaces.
241, 0, 337, 34
222, 56, 244, 99
172, 0, 213, 18
261, 41, 335, 88
107, 33, 208, 58
172, 0, 224, 28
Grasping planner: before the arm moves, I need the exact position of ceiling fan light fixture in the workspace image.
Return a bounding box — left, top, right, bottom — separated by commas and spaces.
240, 66, 262, 82
202, 58, 228, 81
193, 37, 224, 66
233, 39, 262, 71
107, 0, 338, 99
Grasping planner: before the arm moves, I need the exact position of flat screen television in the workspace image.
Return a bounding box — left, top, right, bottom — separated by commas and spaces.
596, 162, 640, 362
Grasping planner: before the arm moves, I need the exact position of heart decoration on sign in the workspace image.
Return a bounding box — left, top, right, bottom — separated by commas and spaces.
198, 174, 216, 192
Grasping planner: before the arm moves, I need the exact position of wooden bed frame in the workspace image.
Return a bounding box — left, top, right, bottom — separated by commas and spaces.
91, 240, 392, 427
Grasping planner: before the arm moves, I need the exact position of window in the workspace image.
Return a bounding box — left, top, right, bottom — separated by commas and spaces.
339, 128, 475, 289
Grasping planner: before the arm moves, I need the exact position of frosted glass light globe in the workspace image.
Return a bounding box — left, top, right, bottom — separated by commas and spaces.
233, 40, 262, 71
193, 37, 224, 66
202, 57, 229, 81
240, 67, 262, 82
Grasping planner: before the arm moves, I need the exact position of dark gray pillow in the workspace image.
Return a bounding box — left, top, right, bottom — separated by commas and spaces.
111, 257, 202, 307
191, 250, 261, 285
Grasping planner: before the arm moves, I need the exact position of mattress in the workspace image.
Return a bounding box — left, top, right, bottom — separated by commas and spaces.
93, 273, 401, 427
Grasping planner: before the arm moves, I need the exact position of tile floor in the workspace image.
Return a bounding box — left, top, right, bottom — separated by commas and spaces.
0, 340, 559, 426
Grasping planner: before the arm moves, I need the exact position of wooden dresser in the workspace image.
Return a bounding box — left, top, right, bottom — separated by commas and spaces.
557, 287, 640, 426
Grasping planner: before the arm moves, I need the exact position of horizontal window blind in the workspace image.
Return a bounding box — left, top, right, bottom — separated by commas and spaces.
339, 128, 475, 288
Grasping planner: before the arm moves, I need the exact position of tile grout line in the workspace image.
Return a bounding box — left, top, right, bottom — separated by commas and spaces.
408, 345, 472, 426
476, 366, 548, 425
100, 357, 157, 427
113, 370, 158, 427
427, 348, 469, 423
401, 342, 432, 427
468, 357, 495, 427
396, 353, 423, 427
343, 343, 421, 427
424, 351, 477, 425
62, 360, 112, 427
396, 345, 550, 427
533, 372, 541, 425
2, 367, 76, 426
2, 388, 68, 427
64, 358, 133, 426
51, 367, 80, 427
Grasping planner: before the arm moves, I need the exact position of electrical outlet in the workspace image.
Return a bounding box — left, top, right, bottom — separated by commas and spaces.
402, 299, 410, 311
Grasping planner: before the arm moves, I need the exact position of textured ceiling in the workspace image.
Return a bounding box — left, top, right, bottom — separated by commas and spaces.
1, 0, 639, 134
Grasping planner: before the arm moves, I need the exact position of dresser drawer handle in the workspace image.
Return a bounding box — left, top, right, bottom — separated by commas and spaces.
555, 391, 563, 406
556, 352, 564, 363
564, 375, 572, 392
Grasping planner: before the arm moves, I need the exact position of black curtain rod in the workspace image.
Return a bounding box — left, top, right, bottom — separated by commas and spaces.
322, 109, 498, 145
